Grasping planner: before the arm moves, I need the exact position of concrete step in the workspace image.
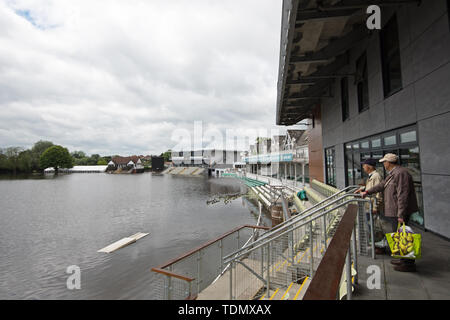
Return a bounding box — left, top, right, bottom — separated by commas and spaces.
304, 186, 326, 204
169, 167, 184, 174
191, 167, 205, 175
291, 277, 311, 300
180, 167, 197, 175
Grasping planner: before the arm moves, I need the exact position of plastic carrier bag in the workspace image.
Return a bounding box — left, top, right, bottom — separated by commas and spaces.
385, 222, 422, 260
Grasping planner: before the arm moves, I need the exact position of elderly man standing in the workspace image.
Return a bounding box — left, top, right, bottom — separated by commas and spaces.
357, 159, 384, 253
361, 153, 419, 272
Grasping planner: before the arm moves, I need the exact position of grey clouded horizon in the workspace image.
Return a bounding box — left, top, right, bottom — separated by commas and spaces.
0, 0, 293, 156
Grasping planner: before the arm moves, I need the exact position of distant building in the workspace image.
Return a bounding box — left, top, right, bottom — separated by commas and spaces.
109, 156, 144, 171
171, 149, 243, 169
44, 165, 108, 173
151, 156, 165, 171
244, 130, 309, 184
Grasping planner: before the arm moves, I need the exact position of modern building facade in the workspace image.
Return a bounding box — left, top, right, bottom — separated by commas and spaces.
171, 149, 243, 168
276, 0, 450, 238
244, 130, 310, 184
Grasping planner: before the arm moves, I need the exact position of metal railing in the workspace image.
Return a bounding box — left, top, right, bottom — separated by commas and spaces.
223, 195, 374, 300
303, 204, 359, 300
224, 184, 362, 259
151, 224, 269, 300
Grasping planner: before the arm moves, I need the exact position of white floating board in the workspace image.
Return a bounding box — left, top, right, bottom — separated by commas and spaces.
98, 232, 149, 253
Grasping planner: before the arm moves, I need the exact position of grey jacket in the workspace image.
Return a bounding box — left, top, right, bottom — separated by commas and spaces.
366, 166, 418, 219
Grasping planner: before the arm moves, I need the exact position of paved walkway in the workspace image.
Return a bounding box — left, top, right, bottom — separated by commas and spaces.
354, 220, 450, 300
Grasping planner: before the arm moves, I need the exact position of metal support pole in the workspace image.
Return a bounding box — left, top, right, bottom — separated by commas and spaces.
289, 163, 292, 182
220, 239, 224, 273
267, 243, 271, 294
369, 201, 376, 259
237, 229, 240, 249
188, 281, 192, 300
351, 227, 358, 284
284, 163, 287, 183
309, 222, 314, 276
260, 246, 264, 279
166, 275, 171, 300
323, 214, 328, 252
346, 247, 352, 300
197, 251, 201, 294
229, 261, 233, 300
302, 163, 305, 185
295, 163, 297, 187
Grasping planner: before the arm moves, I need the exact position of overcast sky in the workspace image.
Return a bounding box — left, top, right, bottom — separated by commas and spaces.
0, 0, 289, 156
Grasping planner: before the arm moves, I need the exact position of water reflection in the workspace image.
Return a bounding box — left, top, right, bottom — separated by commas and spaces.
0, 173, 262, 299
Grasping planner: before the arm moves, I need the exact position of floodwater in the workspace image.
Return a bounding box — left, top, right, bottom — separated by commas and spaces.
0, 173, 268, 299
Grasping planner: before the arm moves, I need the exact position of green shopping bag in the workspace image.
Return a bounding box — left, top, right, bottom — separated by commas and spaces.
385, 222, 422, 260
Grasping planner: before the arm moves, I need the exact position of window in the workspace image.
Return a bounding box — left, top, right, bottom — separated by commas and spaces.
400, 130, 417, 144
223, 151, 226, 164
341, 77, 349, 121
380, 15, 402, 97
371, 138, 381, 148
448, 1, 450, 31
356, 52, 369, 112
325, 147, 336, 187
384, 134, 397, 146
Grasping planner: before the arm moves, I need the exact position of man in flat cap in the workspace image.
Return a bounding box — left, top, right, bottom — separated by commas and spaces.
361, 153, 419, 272
357, 158, 384, 253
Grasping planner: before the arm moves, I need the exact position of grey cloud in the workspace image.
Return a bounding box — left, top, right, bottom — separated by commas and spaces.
0, 0, 284, 155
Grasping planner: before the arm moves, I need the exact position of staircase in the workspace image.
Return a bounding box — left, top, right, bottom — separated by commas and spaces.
222, 179, 366, 301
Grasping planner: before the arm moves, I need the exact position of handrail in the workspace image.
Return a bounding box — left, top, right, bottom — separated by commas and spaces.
224, 197, 372, 264
264, 184, 359, 234
151, 268, 195, 282
151, 224, 269, 281
303, 204, 358, 300
223, 191, 363, 260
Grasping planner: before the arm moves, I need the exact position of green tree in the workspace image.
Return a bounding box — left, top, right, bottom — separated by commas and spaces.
0, 150, 7, 172
161, 149, 171, 162
97, 159, 108, 165
17, 150, 33, 173
71, 150, 86, 159
5, 147, 23, 175
31, 140, 54, 171
40, 145, 73, 174
88, 154, 100, 165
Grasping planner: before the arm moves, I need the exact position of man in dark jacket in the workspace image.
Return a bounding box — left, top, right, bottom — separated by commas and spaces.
361, 153, 419, 272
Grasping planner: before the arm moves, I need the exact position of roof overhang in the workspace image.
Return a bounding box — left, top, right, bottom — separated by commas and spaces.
276, 0, 419, 126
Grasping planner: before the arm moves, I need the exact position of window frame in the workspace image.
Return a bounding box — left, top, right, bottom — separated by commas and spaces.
341, 76, 350, 122
356, 51, 369, 113
380, 14, 403, 98
325, 147, 337, 187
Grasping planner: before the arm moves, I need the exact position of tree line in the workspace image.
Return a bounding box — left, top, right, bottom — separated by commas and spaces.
0, 140, 114, 175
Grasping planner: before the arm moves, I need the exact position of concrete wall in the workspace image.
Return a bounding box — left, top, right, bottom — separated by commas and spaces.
321, 1, 450, 238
